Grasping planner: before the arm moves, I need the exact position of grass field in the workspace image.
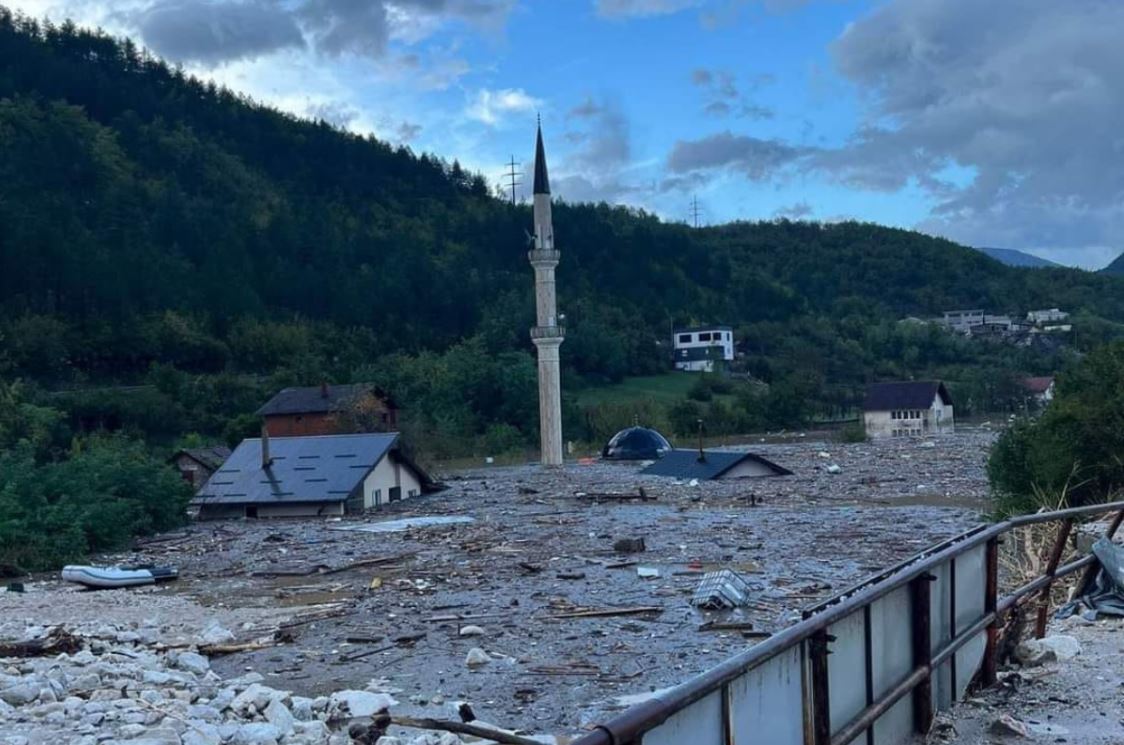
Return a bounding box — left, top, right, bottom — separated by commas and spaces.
573, 373, 702, 406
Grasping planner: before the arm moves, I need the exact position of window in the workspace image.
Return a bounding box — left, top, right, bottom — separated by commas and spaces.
678, 334, 692, 343
408, 489, 418, 498
698, 332, 712, 341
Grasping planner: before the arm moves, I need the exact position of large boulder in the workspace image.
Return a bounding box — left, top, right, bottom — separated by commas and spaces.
326, 690, 396, 721
1014, 635, 1081, 667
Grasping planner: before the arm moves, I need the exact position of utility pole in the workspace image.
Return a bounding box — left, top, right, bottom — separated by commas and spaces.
503, 155, 522, 206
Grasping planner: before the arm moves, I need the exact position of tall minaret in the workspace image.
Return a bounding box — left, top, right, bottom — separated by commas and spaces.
528, 122, 565, 466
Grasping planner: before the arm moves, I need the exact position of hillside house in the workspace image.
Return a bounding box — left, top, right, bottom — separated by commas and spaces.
672, 326, 735, 372
192, 432, 436, 519
863, 381, 954, 438
169, 446, 231, 489
257, 383, 398, 437
1022, 376, 1056, 408
1027, 308, 1069, 324
940, 310, 985, 333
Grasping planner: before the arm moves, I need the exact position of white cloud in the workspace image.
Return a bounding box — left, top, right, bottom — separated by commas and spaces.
595, 0, 702, 19
465, 87, 542, 125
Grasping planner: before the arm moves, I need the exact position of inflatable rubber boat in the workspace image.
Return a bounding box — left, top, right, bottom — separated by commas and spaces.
61, 565, 178, 589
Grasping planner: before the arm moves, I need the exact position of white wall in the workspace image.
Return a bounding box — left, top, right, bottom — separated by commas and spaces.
360, 454, 423, 510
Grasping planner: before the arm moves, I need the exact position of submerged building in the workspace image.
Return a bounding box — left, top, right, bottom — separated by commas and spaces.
862, 381, 955, 438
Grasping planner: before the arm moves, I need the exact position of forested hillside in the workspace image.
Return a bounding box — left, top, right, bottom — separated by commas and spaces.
3, 8, 1124, 455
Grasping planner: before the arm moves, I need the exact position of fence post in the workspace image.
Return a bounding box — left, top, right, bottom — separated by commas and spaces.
809, 630, 832, 745
982, 537, 999, 686
911, 573, 934, 734
1035, 518, 1074, 639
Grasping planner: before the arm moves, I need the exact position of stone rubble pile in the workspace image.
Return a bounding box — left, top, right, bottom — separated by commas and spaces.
0, 625, 464, 745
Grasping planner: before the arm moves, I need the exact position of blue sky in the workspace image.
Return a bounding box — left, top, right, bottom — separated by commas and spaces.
13, 0, 1124, 269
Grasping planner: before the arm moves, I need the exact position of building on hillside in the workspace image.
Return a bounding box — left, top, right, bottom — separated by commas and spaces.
169, 446, 231, 489
1027, 308, 1069, 324
641, 449, 792, 480
257, 383, 398, 437
192, 432, 436, 519
863, 381, 954, 438
672, 326, 734, 372
1021, 376, 1056, 408
940, 310, 985, 333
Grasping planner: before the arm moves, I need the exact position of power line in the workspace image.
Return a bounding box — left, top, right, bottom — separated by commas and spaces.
502, 155, 523, 206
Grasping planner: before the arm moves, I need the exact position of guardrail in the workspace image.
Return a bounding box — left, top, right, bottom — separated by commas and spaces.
572, 501, 1124, 745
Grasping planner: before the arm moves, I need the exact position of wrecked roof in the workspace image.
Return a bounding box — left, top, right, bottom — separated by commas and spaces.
640, 449, 792, 480
256, 383, 389, 417
863, 381, 952, 411
193, 433, 404, 505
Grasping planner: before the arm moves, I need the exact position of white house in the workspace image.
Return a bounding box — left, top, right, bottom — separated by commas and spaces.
863, 381, 955, 438
1027, 308, 1069, 324
192, 432, 436, 519
940, 310, 985, 333
1022, 376, 1056, 408
673, 326, 734, 372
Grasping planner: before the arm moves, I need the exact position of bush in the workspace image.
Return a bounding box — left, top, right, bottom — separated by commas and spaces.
837, 421, 868, 443
0, 436, 192, 571
987, 342, 1124, 514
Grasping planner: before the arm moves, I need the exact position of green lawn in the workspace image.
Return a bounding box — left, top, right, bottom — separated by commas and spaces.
574, 373, 704, 406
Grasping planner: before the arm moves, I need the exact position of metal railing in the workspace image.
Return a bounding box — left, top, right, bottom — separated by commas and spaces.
572, 501, 1124, 745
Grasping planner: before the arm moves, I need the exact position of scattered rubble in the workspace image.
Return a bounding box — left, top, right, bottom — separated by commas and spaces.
1014, 635, 1081, 667
2, 430, 996, 736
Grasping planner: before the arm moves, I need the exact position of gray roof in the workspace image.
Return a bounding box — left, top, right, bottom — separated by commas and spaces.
193, 433, 403, 506
533, 125, 550, 195
863, 381, 952, 411
256, 384, 379, 417
640, 449, 792, 480
172, 446, 231, 471
674, 325, 733, 334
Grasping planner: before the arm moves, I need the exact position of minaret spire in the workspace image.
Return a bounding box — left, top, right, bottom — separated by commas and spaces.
528, 123, 564, 467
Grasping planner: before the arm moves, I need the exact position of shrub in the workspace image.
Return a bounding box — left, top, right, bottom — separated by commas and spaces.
837, 421, 868, 443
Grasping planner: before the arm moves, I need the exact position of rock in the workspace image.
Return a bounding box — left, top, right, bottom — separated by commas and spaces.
231, 723, 281, 745
290, 696, 314, 721
292, 721, 330, 739
464, 648, 490, 668
326, 690, 396, 720
262, 698, 294, 736
458, 625, 485, 638
181, 725, 222, 745
989, 714, 1029, 737
71, 673, 102, 692
1015, 635, 1081, 666
826, 464, 842, 474
198, 623, 234, 646
174, 653, 210, 676
230, 684, 285, 715
0, 683, 40, 706
375, 738, 403, 745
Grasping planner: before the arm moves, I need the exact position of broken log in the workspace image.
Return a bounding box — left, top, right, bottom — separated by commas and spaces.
0, 628, 82, 658
197, 641, 274, 656
698, 620, 756, 632
390, 716, 543, 745
320, 554, 413, 576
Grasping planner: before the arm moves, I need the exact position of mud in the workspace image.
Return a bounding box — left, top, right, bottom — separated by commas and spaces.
7, 430, 995, 739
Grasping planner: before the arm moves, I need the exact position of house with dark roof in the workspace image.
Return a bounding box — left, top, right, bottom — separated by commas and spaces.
192, 432, 436, 519
640, 449, 792, 481
257, 383, 398, 437
169, 445, 232, 489
863, 381, 954, 438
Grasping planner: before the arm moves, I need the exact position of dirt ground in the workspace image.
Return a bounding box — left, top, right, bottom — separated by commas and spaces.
1, 430, 996, 740
934, 617, 1124, 744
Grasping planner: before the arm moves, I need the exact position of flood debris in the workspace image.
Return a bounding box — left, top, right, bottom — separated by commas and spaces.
612, 537, 646, 553
691, 569, 753, 610
331, 516, 475, 533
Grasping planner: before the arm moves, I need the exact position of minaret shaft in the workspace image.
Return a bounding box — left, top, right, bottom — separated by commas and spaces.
529, 125, 564, 467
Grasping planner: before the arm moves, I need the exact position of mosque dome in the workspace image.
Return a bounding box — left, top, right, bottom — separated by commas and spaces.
601, 426, 673, 461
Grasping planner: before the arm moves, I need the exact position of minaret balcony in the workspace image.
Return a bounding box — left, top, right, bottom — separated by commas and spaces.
530, 325, 566, 341
527, 249, 561, 265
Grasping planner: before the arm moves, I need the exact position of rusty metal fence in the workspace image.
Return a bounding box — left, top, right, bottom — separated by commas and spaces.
572, 501, 1124, 745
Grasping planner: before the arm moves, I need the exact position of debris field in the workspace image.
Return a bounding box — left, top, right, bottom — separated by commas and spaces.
1, 431, 996, 740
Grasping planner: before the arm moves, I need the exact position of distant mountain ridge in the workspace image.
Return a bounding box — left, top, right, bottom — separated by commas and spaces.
1101, 253, 1124, 275
974, 247, 1060, 269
